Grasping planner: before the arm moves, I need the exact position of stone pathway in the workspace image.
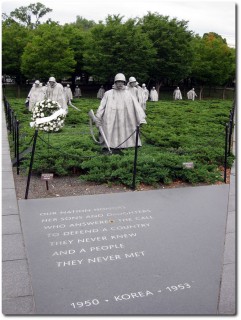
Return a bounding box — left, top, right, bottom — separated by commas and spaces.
2, 107, 35, 314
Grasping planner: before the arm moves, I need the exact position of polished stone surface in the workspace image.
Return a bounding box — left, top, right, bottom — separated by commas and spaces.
19, 185, 229, 315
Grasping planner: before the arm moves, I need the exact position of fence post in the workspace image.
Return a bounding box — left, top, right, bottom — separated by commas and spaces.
14, 115, 17, 157
132, 126, 139, 190
16, 121, 20, 175
3, 96, 7, 114
25, 130, 38, 199
228, 108, 235, 155
224, 123, 229, 183
12, 110, 15, 141
7, 105, 12, 133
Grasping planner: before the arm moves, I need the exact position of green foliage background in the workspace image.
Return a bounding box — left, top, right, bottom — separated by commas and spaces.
7, 97, 234, 187
2, 9, 235, 90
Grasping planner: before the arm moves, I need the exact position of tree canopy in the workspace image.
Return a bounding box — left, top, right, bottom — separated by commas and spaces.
21, 23, 76, 80
3, 2, 52, 28
190, 33, 235, 98
2, 3, 236, 91
83, 15, 156, 83
138, 12, 194, 89
2, 20, 31, 83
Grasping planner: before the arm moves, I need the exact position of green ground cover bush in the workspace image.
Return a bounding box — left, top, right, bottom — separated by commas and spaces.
7, 97, 234, 187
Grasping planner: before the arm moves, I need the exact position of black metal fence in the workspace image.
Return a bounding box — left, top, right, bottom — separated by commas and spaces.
3, 96, 21, 174
225, 101, 236, 183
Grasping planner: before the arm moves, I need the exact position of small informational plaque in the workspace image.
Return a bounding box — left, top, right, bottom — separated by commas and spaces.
41, 173, 54, 181
18, 185, 229, 315
183, 162, 194, 169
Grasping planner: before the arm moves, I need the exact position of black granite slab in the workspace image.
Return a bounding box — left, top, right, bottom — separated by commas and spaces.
18, 185, 229, 315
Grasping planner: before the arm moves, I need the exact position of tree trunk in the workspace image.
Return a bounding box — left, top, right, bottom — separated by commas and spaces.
155, 81, 163, 99
222, 85, 227, 100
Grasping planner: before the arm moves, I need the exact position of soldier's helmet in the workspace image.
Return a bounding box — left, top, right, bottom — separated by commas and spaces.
114, 73, 126, 82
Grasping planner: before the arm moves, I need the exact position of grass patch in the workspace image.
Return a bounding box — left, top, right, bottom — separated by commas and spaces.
6, 97, 234, 187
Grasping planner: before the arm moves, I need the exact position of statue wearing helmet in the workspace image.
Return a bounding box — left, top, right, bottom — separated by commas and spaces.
94, 73, 146, 149
127, 76, 145, 110
114, 73, 126, 82
48, 77, 56, 83
74, 85, 82, 98
26, 79, 45, 111
126, 76, 138, 99
150, 87, 158, 101
97, 85, 105, 99
64, 84, 73, 105
187, 88, 197, 100
46, 77, 67, 110
173, 87, 182, 100
142, 83, 149, 108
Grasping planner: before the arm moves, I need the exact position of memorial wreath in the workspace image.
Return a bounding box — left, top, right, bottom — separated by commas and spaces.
31, 99, 66, 132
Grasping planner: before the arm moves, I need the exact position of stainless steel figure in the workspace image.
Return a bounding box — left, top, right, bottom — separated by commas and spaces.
88, 109, 112, 154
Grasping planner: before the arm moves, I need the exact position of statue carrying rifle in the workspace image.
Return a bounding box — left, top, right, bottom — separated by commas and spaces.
69, 101, 81, 112
88, 73, 147, 152
88, 109, 112, 154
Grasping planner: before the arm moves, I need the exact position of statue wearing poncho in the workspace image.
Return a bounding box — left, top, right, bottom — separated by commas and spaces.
46, 77, 67, 110
187, 88, 197, 101
26, 80, 45, 111
95, 73, 147, 149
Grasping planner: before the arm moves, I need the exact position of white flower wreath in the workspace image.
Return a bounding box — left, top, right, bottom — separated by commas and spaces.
31, 99, 66, 132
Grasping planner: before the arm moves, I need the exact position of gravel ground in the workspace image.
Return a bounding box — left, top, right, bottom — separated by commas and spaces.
13, 167, 229, 200
14, 170, 131, 200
